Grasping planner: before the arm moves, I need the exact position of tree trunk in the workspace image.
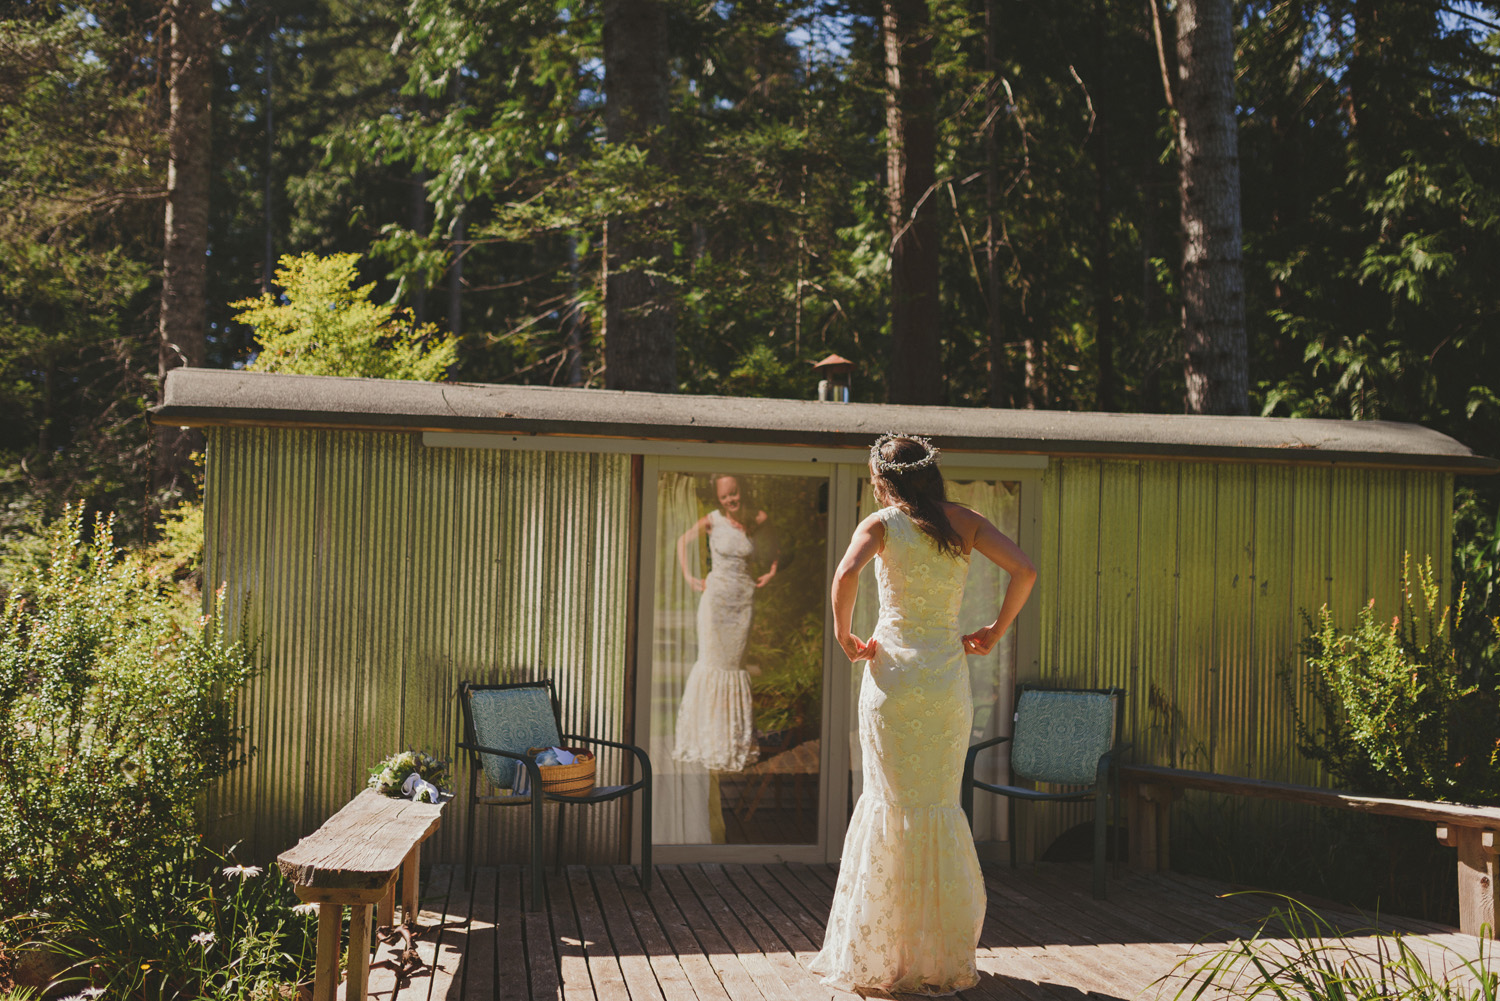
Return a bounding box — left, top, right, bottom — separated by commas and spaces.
1176, 0, 1248, 415
884, 0, 942, 405
155, 0, 212, 492
262, 27, 275, 293
983, 0, 1005, 408
602, 0, 676, 393
1092, 0, 1116, 411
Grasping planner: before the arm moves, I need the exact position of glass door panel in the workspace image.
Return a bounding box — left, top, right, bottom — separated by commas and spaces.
650, 469, 829, 847
847, 475, 1021, 842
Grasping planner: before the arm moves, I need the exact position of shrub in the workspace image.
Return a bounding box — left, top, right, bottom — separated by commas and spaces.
234, 252, 457, 380
0, 507, 257, 915
1161, 893, 1497, 1000
1286, 556, 1500, 805
44, 844, 317, 1000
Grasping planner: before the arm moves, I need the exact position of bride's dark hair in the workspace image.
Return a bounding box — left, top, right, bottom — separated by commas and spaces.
870, 437, 964, 557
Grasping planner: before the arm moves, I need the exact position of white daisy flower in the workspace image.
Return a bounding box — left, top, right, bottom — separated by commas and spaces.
221, 864, 263, 880
191, 931, 216, 947
292, 902, 319, 916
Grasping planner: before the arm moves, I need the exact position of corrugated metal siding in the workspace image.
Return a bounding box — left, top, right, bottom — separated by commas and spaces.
1032, 458, 1454, 858
203, 428, 631, 866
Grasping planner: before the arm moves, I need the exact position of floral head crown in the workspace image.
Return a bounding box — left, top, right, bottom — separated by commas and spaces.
869, 432, 940, 473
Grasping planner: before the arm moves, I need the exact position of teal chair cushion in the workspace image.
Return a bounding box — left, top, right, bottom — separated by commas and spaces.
1009, 690, 1116, 786
468, 687, 562, 789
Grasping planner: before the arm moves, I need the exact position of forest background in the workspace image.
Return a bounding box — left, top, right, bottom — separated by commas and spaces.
2, 0, 1499, 625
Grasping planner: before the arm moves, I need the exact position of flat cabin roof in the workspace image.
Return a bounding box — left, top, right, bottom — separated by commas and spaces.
155, 368, 1499, 474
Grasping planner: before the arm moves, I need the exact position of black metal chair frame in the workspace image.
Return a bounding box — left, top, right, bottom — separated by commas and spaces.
961, 684, 1128, 899
457, 679, 652, 911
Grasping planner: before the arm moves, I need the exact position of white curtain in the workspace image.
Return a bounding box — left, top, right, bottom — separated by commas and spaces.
848, 479, 1020, 841
650, 472, 719, 845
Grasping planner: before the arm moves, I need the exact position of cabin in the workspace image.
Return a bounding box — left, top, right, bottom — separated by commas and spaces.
155, 367, 1498, 871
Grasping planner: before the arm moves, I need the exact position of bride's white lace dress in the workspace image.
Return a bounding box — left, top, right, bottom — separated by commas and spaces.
810, 506, 985, 995
673, 508, 758, 772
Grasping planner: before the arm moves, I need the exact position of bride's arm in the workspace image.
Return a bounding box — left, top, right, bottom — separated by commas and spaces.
961, 514, 1038, 656
832, 513, 885, 662
677, 514, 713, 591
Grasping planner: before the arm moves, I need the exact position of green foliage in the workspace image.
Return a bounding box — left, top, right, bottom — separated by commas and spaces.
0, 5, 162, 538
750, 613, 823, 737
0, 508, 258, 914
234, 253, 457, 380
1160, 893, 1497, 1000
1285, 557, 1500, 804
37, 844, 316, 1000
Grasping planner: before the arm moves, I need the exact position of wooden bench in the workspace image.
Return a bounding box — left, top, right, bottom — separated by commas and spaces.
277, 789, 447, 1001
1120, 763, 1500, 938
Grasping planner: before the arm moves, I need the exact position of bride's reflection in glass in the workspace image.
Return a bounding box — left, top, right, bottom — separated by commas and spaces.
673, 475, 778, 773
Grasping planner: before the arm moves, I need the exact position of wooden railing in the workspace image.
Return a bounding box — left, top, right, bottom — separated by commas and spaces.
1119, 763, 1500, 938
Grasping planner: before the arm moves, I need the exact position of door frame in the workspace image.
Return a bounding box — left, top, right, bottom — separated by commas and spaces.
632, 448, 1046, 864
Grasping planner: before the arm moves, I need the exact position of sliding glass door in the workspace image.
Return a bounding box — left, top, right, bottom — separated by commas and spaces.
644, 460, 837, 861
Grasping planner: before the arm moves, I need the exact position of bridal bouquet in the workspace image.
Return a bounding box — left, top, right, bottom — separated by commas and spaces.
368, 750, 450, 803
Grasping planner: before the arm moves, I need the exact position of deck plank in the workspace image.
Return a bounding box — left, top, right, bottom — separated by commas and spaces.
461, 869, 500, 1001
521, 869, 562, 1001
414, 860, 1487, 1001
406, 863, 456, 1001
692, 863, 848, 1000
487, 868, 529, 1001
566, 866, 636, 1001
646, 864, 762, 1001
656, 864, 773, 1001
545, 869, 598, 1001
586, 867, 680, 1001
611, 866, 730, 1001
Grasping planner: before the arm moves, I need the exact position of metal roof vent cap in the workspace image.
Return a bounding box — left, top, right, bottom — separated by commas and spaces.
812, 353, 855, 403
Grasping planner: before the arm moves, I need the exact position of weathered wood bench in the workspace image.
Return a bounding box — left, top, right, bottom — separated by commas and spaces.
277, 789, 447, 1001
1120, 763, 1500, 938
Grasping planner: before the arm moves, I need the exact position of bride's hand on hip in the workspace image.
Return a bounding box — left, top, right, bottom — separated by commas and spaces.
839, 634, 878, 662
962, 626, 998, 656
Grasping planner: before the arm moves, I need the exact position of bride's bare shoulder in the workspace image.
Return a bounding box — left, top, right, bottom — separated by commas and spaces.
940, 501, 981, 525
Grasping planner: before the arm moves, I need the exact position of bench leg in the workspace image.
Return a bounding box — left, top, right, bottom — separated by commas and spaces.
346, 903, 373, 999
313, 903, 342, 1001
402, 844, 421, 925
376, 883, 395, 931
1438, 825, 1499, 938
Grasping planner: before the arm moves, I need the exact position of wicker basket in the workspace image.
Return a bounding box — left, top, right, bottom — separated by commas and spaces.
528, 747, 596, 795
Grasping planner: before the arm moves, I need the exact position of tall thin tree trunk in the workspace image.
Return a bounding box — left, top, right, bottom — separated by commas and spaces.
1024, 296, 1048, 408
412, 94, 431, 325
155, 0, 212, 492
1176, 0, 1248, 415
1092, 0, 1116, 411
448, 72, 466, 341
262, 27, 275, 293
449, 207, 465, 339
602, 0, 676, 393
884, 0, 942, 405
984, 0, 1006, 407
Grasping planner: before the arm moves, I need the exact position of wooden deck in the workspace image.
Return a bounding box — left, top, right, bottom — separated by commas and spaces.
361, 862, 1488, 1001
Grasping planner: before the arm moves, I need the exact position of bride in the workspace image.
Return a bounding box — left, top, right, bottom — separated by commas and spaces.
811, 434, 1037, 995
672, 474, 778, 773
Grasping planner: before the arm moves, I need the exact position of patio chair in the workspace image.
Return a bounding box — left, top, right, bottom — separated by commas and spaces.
457, 680, 652, 911
961, 685, 1127, 899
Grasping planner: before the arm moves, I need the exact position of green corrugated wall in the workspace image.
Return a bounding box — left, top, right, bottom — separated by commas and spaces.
1029, 457, 1453, 855
202, 427, 632, 866
202, 428, 1455, 867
